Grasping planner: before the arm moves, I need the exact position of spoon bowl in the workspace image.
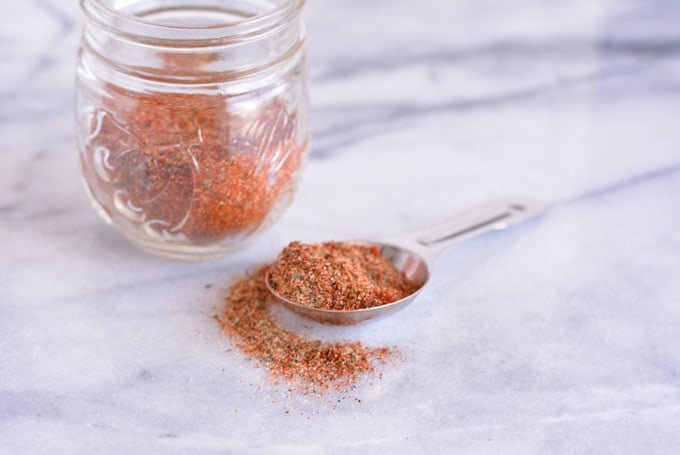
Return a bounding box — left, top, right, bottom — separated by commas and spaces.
266, 242, 430, 325
266, 198, 543, 325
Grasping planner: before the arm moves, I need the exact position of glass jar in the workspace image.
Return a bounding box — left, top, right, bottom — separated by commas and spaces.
76, 0, 309, 259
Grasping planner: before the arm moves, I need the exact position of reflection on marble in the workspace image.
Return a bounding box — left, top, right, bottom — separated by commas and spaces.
2, 0, 680, 453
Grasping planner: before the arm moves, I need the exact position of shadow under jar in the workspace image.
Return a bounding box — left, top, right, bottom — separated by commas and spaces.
76, 0, 310, 259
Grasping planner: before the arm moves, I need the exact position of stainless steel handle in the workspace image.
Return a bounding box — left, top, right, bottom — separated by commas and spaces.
385, 198, 544, 264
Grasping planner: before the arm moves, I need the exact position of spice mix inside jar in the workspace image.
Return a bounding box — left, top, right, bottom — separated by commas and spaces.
76, 0, 310, 259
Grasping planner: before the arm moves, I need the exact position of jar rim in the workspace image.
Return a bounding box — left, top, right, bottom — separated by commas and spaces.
81, 0, 305, 41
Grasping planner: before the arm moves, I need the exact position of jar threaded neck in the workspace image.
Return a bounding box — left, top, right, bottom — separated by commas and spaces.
80, 0, 306, 84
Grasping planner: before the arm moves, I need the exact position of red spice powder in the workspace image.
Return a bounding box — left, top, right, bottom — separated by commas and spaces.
267, 241, 420, 311
217, 266, 395, 393
81, 87, 303, 245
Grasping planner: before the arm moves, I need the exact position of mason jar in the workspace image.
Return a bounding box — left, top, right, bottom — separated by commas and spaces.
75, 0, 309, 259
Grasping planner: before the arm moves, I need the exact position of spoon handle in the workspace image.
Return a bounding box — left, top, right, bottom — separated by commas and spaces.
386, 198, 544, 263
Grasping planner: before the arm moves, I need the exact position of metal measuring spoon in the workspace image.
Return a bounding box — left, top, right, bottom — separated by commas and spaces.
266, 198, 544, 325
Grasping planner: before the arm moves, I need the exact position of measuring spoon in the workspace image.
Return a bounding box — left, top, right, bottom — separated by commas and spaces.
266, 198, 544, 325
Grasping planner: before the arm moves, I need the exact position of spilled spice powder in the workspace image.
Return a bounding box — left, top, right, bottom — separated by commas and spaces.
267, 241, 420, 311
217, 266, 395, 393
81, 86, 304, 245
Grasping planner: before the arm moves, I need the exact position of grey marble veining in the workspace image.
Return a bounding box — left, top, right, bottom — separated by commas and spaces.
2, 0, 680, 453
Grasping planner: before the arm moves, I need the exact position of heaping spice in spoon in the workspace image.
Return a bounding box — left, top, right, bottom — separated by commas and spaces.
267, 241, 420, 311
216, 266, 395, 393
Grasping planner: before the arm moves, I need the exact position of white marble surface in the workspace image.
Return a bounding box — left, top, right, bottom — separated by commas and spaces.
2, 0, 680, 453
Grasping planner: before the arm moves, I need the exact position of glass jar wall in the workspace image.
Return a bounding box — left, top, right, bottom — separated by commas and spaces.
76, 0, 309, 259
